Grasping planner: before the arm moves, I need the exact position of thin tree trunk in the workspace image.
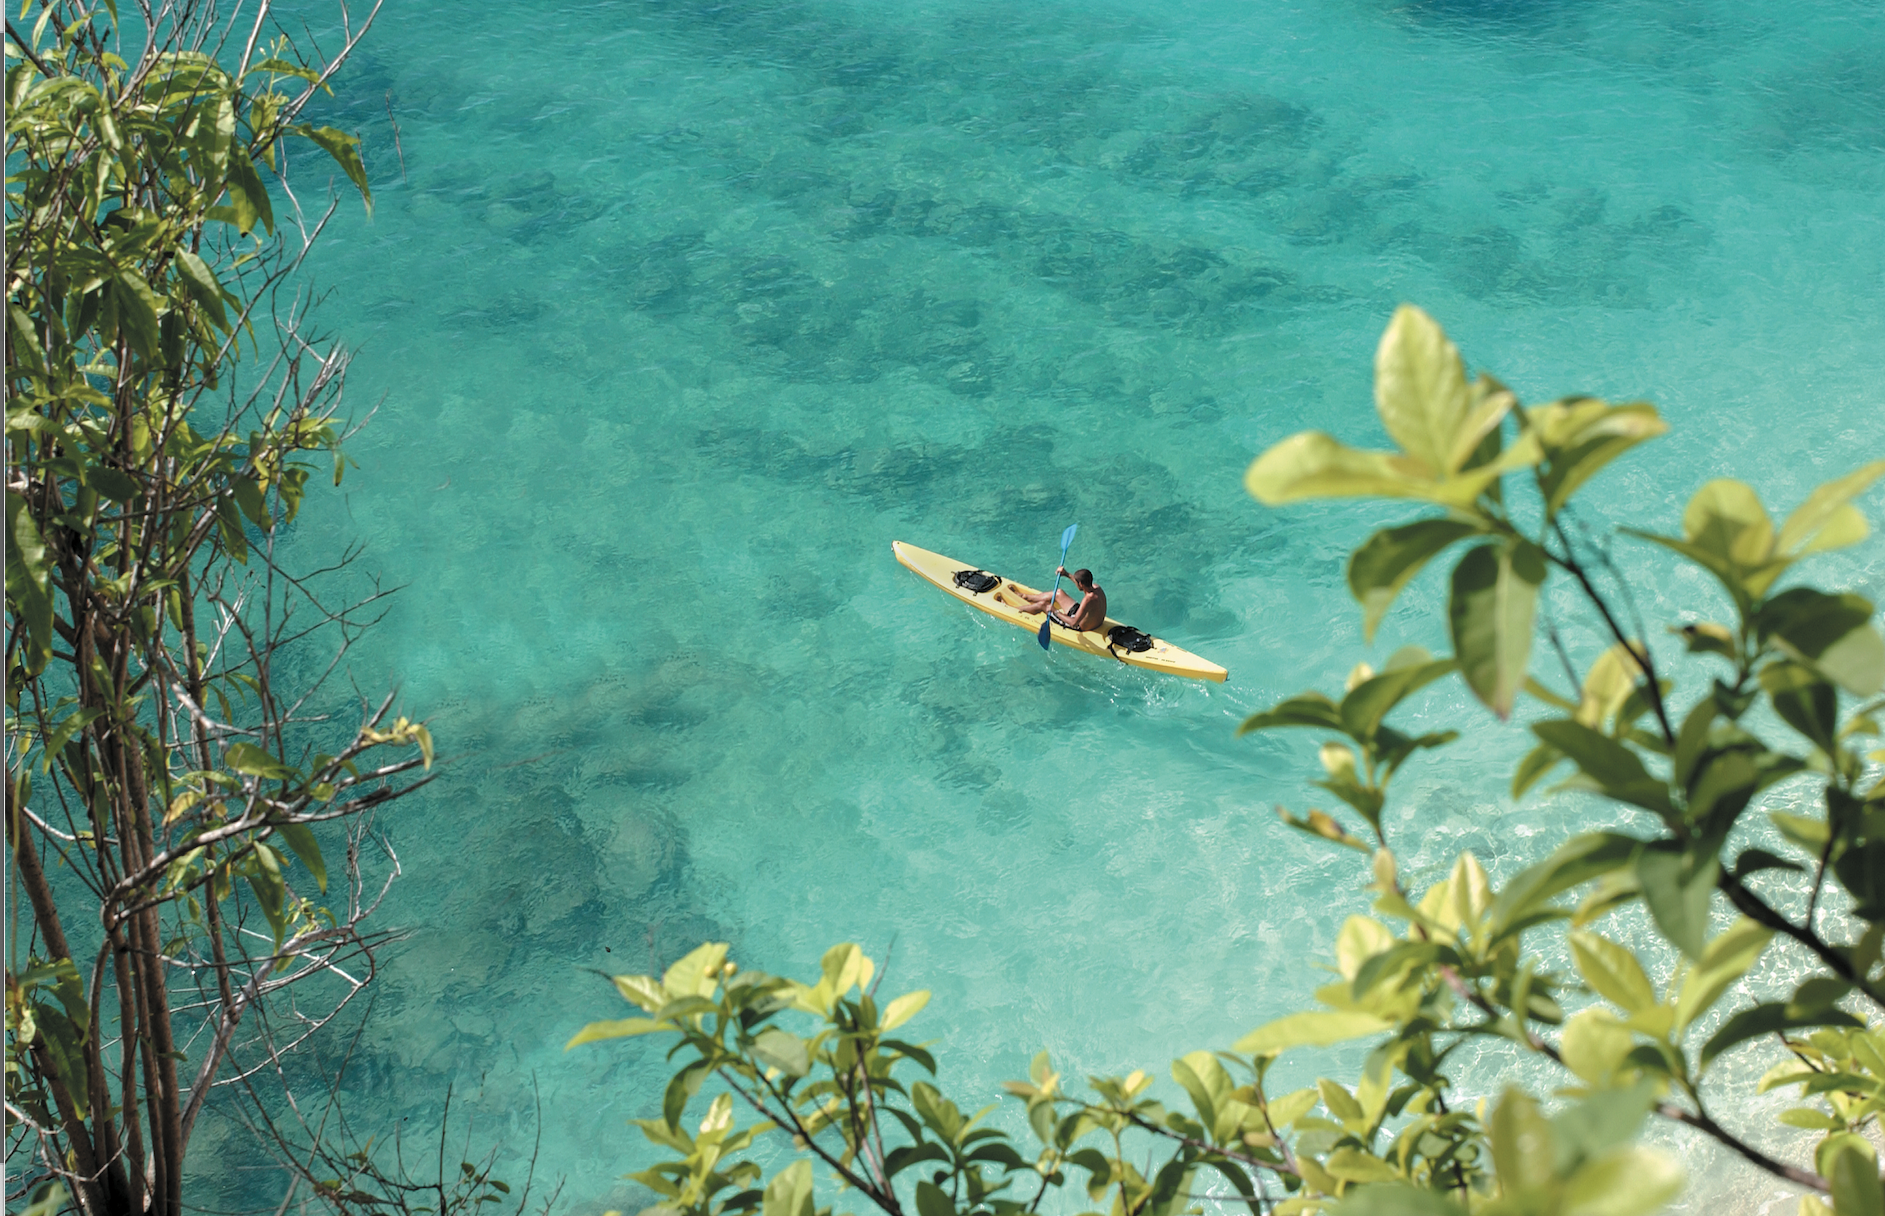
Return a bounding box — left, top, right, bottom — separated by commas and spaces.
10, 823, 111, 1216
112, 930, 151, 1212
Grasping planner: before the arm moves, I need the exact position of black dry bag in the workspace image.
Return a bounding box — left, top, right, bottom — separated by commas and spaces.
953, 569, 1000, 594
1107, 625, 1155, 655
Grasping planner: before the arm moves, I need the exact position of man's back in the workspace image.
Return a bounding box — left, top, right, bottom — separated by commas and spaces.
1068, 580, 1105, 631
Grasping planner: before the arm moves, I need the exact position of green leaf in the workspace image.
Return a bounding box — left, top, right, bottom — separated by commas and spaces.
1674, 621, 1737, 658
662, 942, 729, 1000
112, 270, 163, 360
1762, 661, 1839, 751
751, 1028, 810, 1078
881, 989, 929, 1031
1552, 1079, 1659, 1173
1448, 541, 1545, 718
1264, 1088, 1319, 1130
1560, 1008, 1633, 1085
1779, 461, 1885, 554
1732, 847, 1804, 880
1373, 304, 1474, 474
1239, 692, 1344, 736
1771, 810, 1831, 853
1233, 1010, 1391, 1056
1530, 720, 1672, 817
231, 474, 271, 530
1674, 918, 1773, 1031
247, 56, 325, 84
1317, 1078, 1365, 1127
290, 123, 373, 212
1635, 846, 1717, 960
663, 1061, 708, 1128
1701, 999, 1865, 1069
1340, 656, 1457, 741
1526, 399, 1668, 516
1569, 931, 1656, 1014
1684, 479, 1774, 567
1511, 742, 1564, 798
247, 863, 286, 946
1626, 528, 1780, 614
1686, 749, 1787, 841
914, 1182, 953, 1216
1778, 1108, 1846, 1130
224, 741, 293, 780
28, 999, 92, 1118
6, 492, 56, 670
1347, 519, 1480, 642
1171, 1051, 1234, 1138
1576, 642, 1647, 731
17, 956, 89, 1030
1485, 832, 1639, 942
84, 466, 141, 502
1324, 1147, 1399, 1184
1757, 589, 1884, 696
273, 821, 326, 893
886, 1143, 953, 1179
172, 249, 230, 330
564, 1017, 666, 1048
1245, 431, 1444, 505
1327, 1186, 1466, 1216
1561, 1146, 1685, 1216
1825, 1138, 1883, 1216
225, 146, 274, 235
1353, 940, 1452, 998
1489, 1089, 1555, 1194
1373, 726, 1459, 777
764, 1161, 815, 1216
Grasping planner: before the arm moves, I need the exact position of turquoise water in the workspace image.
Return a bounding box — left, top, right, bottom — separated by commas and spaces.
214, 0, 1885, 1208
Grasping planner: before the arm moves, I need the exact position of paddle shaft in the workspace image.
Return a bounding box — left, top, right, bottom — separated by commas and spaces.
1038, 524, 1078, 649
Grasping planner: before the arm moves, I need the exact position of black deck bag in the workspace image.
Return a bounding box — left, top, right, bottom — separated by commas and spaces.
1108, 625, 1155, 655
953, 569, 1000, 593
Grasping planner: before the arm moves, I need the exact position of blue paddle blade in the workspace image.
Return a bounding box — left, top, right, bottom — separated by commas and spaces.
1038, 617, 1053, 649
1061, 523, 1078, 551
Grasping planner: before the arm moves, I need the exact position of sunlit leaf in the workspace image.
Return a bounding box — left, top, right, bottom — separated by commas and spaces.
1684, 479, 1774, 566
1526, 398, 1667, 516
1245, 431, 1440, 504
1778, 460, 1885, 555
764, 1161, 815, 1216
1673, 918, 1772, 1031
564, 1018, 665, 1048
881, 989, 930, 1031
1373, 303, 1472, 474
1561, 1146, 1684, 1216
1570, 930, 1656, 1014
1234, 1010, 1390, 1056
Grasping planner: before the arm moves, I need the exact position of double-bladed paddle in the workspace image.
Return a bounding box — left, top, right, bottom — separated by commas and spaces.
1038, 523, 1078, 650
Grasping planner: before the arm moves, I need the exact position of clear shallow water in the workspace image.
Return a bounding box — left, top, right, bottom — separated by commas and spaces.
202, 0, 1884, 1208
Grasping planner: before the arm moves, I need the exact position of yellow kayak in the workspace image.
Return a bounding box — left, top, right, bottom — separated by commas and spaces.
892, 540, 1228, 683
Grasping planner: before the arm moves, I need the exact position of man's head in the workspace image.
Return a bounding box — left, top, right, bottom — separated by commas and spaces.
1072, 568, 1094, 589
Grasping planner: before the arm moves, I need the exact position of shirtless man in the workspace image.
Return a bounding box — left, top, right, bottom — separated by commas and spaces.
1013, 567, 1106, 633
